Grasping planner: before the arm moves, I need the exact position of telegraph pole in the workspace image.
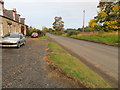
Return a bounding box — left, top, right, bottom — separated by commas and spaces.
82, 10, 85, 32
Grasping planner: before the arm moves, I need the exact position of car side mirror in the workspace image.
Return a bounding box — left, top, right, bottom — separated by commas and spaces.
20, 36, 22, 39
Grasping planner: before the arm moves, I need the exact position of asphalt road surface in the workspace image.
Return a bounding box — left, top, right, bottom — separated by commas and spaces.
2, 38, 81, 88
47, 34, 118, 88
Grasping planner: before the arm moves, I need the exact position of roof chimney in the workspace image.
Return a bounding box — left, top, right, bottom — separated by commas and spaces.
18, 14, 21, 22
0, 0, 4, 16
13, 8, 16, 12
13, 8, 16, 20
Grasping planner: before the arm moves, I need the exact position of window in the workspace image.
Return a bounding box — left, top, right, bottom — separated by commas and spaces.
4, 33, 19, 38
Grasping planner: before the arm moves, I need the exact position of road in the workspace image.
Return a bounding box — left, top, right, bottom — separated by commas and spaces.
2, 38, 81, 88
47, 34, 118, 88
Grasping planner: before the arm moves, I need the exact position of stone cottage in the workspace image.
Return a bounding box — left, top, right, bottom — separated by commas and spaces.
0, 0, 28, 37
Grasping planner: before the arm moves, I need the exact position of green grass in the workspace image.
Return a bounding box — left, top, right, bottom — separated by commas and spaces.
70, 35, 119, 45
48, 53, 110, 88
48, 43, 111, 88
26, 36, 31, 37
38, 36, 49, 39
48, 43, 65, 52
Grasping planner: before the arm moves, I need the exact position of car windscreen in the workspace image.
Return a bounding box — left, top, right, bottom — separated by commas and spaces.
4, 33, 19, 38
32, 33, 38, 35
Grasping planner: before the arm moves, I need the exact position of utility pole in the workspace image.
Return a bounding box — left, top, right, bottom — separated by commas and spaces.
82, 10, 85, 32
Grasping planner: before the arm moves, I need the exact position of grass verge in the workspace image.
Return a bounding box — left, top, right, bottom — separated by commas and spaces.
70, 35, 119, 45
39, 36, 49, 39
48, 43, 65, 52
47, 43, 111, 88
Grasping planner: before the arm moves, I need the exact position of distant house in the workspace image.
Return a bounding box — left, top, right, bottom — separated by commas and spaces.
0, 0, 28, 36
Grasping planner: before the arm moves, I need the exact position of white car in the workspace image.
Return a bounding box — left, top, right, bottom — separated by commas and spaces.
0, 33, 26, 48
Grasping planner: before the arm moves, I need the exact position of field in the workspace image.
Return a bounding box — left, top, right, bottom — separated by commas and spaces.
70, 34, 119, 45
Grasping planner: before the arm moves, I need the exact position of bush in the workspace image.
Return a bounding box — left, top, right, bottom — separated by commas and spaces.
28, 27, 45, 37
67, 30, 80, 36
37, 30, 45, 37
29, 29, 38, 36
51, 31, 64, 35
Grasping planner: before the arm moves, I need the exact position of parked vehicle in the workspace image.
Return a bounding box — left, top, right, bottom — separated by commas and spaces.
31, 33, 39, 38
0, 33, 26, 48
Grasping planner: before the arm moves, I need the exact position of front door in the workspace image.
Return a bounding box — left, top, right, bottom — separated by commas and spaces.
21, 26, 24, 35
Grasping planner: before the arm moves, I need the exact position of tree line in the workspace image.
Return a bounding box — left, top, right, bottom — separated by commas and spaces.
51, 0, 119, 33
28, 0, 119, 36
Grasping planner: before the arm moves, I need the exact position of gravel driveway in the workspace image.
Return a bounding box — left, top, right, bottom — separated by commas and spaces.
2, 38, 80, 88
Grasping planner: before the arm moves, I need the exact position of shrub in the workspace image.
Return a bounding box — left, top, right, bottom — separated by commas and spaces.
51, 31, 65, 35
29, 29, 38, 36
67, 30, 80, 36
28, 28, 45, 37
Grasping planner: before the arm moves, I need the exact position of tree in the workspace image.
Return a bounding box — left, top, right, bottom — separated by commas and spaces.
49, 28, 53, 30
77, 28, 83, 32
88, 19, 98, 31
42, 26, 49, 33
29, 27, 38, 35
52, 17, 64, 31
88, 0, 120, 32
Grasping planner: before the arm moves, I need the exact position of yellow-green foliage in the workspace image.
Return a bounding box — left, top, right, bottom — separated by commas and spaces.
88, 19, 97, 31
98, 11, 108, 18
88, 1, 119, 32
104, 20, 120, 30
113, 5, 120, 12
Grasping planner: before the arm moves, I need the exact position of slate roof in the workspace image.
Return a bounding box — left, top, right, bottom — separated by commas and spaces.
0, 0, 26, 25
3, 9, 25, 24
4, 9, 13, 20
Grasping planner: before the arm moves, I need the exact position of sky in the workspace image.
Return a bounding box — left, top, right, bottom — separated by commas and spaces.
4, 0, 100, 29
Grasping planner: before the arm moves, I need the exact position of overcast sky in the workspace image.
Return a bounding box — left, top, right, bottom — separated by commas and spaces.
4, 0, 99, 29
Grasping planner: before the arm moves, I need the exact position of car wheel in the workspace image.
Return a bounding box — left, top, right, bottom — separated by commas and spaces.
23, 41, 26, 45
17, 43, 21, 48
